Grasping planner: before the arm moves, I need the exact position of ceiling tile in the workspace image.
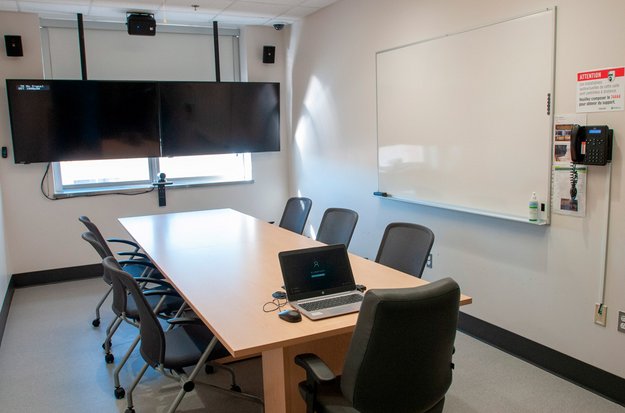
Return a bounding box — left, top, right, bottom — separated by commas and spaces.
164, 0, 232, 11
84, 5, 135, 19
0, 1, 18, 11
91, 0, 161, 9
242, 0, 303, 5
221, 1, 289, 16
301, 0, 335, 7
156, 9, 220, 23
1, 0, 339, 25
282, 5, 317, 18
213, 14, 268, 25
18, 1, 89, 14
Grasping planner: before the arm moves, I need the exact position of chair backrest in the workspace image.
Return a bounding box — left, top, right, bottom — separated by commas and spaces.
340, 278, 460, 413
81, 231, 113, 285
102, 257, 165, 367
79, 216, 114, 257
374, 222, 434, 278
81, 231, 108, 260
278, 197, 313, 234
100, 255, 132, 318
315, 208, 359, 248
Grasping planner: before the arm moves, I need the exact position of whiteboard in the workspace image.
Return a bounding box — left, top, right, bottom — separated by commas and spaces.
376, 9, 555, 223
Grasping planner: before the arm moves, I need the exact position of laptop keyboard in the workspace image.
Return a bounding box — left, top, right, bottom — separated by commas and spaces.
299, 293, 363, 312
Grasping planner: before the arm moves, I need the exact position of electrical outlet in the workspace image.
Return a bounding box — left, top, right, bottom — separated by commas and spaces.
426, 253, 433, 268
594, 304, 607, 326
618, 311, 625, 333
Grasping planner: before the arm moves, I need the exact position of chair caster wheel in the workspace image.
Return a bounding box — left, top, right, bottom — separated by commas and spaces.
92, 318, 100, 327
205, 364, 215, 374
105, 353, 114, 364
124, 408, 135, 413
102, 340, 112, 350
114, 387, 125, 399
231, 384, 242, 392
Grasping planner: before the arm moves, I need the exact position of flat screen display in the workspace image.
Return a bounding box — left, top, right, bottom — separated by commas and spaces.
279, 245, 356, 301
160, 81, 280, 156
6, 80, 161, 163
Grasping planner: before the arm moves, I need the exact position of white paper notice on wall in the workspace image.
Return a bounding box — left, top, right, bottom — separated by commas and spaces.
552, 114, 587, 217
576, 67, 624, 112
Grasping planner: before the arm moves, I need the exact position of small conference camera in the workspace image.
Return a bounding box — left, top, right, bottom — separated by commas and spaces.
273, 23, 285, 31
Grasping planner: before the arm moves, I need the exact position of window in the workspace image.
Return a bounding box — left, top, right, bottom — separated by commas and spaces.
52, 154, 252, 196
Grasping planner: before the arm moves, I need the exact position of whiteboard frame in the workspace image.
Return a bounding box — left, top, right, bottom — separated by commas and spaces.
375, 8, 556, 224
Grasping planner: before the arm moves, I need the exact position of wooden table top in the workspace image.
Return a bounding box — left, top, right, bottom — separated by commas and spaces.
119, 208, 472, 358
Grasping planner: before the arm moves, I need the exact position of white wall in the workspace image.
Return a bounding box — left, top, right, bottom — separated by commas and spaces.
288, 0, 625, 378
0, 12, 45, 296
0, 13, 289, 276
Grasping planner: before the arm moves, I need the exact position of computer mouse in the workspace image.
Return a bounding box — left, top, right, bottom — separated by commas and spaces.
278, 309, 302, 323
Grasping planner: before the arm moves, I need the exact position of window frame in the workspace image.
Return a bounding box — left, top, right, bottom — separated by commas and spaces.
51, 154, 254, 197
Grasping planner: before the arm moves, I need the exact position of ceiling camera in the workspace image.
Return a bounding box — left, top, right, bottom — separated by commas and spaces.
273, 23, 285, 31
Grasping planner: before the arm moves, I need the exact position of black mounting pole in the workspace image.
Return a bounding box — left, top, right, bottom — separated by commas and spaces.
77, 13, 88, 80
213, 21, 220, 82
153, 173, 172, 207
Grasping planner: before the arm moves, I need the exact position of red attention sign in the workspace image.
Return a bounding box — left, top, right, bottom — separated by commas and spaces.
578, 67, 625, 81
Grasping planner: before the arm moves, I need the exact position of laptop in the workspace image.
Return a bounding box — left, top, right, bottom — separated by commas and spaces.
278, 244, 364, 320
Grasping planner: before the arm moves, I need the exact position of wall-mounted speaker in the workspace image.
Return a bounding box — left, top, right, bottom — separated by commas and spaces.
5, 35, 23, 57
263, 45, 275, 64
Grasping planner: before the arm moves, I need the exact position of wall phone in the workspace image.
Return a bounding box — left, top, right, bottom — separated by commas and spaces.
569, 125, 613, 201
570, 125, 613, 165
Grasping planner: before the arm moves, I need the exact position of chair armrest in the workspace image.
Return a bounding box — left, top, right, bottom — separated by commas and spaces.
107, 238, 141, 250
294, 353, 336, 383
166, 316, 203, 326
134, 277, 173, 289
118, 259, 156, 269
143, 289, 179, 298
118, 251, 151, 260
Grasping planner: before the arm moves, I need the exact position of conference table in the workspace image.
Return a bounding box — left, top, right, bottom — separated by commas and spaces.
119, 208, 472, 413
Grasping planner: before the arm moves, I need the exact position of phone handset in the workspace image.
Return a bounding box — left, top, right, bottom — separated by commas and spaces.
570, 125, 583, 164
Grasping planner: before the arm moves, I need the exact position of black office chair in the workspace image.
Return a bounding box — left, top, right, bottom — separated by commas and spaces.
82, 232, 181, 365
102, 257, 255, 413
295, 278, 460, 413
316, 208, 359, 248
101, 255, 190, 399
79, 215, 147, 261
374, 222, 435, 278
79, 216, 159, 327
279, 197, 313, 234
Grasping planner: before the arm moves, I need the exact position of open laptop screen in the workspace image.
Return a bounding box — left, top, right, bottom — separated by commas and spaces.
279, 244, 356, 301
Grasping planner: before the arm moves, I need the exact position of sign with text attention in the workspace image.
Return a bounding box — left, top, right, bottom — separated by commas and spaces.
576, 67, 624, 112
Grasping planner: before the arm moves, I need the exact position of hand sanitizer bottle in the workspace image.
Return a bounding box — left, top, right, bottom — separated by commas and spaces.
529, 192, 538, 222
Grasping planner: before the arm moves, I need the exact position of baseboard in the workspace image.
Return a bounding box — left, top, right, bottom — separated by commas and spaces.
458, 311, 625, 407
11, 263, 101, 288
0, 277, 15, 347
0, 264, 101, 346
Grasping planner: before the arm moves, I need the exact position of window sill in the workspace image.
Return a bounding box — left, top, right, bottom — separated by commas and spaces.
53, 179, 254, 199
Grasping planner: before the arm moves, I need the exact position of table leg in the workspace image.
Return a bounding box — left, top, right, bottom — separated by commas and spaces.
261, 333, 352, 413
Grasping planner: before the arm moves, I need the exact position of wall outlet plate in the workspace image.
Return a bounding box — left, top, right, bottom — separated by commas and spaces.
426, 253, 433, 269
618, 311, 625, 333
594, 303, 607, 326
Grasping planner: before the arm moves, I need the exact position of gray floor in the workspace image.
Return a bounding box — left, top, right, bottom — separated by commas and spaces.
0, 278, 623, 413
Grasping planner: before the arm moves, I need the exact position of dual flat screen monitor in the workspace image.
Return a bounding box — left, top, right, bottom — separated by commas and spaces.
6, 79, 280, 164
